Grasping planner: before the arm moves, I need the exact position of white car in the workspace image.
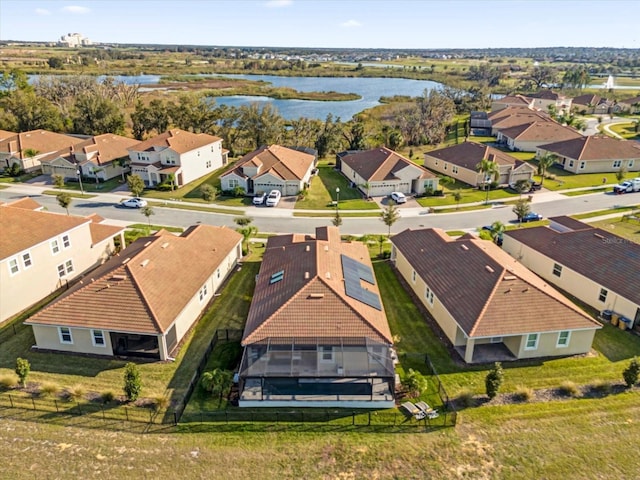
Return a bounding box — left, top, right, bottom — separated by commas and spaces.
613, 178, 640, 194
121, 197, 148, 208
265, 189, 281, 207
390, 192, 407, 204
252, 192, 267, 205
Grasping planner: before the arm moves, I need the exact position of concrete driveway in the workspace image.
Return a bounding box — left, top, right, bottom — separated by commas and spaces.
372, 195, 421, 209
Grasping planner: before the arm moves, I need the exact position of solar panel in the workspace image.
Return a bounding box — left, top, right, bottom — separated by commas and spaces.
270, 270, 284, 284
341, 255, 382, 310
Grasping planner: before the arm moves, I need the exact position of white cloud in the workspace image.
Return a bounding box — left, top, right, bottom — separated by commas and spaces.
62, 5, 91, 14
340, 20, 362, 28
265, 0, 292, 7
35, 8, 52, 15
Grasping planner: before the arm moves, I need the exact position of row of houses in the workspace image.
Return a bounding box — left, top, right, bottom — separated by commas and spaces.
491, 91, 640, 116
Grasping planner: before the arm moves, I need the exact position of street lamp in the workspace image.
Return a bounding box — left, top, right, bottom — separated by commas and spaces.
77, 169, 84, 195
335, 187, 340, 212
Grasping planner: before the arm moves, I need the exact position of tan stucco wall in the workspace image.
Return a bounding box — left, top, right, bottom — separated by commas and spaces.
512, 329, 596, 359
31, 324, 114, 356
424, 154, 482, 187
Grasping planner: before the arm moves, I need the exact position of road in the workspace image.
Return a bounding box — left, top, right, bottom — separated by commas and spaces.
2, 184, 638, 236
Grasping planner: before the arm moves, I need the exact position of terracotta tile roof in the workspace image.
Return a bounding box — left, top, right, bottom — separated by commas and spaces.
26, 225, 243, 334
572, 94, 601, 107
499, 121, 583, 143
1, 200, 90, 259
339, 147, 436, 182
129, 129, 222, 154
539, 135, 640, 161
505, 218, 640, 306
425, 141, 523, 169
3, 197, 43, 211
0, 130, 16, 140
0, 130, 84, 158
222, 145, 316, 182
40, 134, 138, 165
391, 228, 599, 338
89, 223, 124, 245
242, 227, 392, 346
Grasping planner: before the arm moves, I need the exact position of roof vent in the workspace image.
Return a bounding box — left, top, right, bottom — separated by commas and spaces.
308, 293, 324, 299
304, 271, 310, 279
111, 274, 126, 281
485, 265, 495, 273
461, 244, 469, 251
161, 242, 170, 249
522, 287, 529, 293
504, 275, 516, 281
324, 245, 329, 252
122, 257, 131, 264
594, 233, 605, 239
144, 241, 152, 247
140, 259, 150, 268
269, 270, 284, 284
305, 245, 310, 252
325, 272, 331, 279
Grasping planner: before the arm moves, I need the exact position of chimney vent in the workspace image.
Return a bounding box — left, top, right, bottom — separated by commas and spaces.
485, 265, 495, 273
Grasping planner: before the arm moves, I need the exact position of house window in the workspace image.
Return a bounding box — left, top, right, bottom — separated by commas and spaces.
557, 331, 570, 348
206, 160, 212, 168
22, 252, 32, 269
197, 151, 201, 157
320, 346, 334, 362
568, 160, 574, 168
525, 333, 539, 350
579, 161, 585, 170
217, 268, 221, 279
62, 235, 71, 249
51, 239, 60, 255
629, 160, 634, 167
598, 288, 608, 303
199, 284, 208, 302
444, 163, 448, 170
228, 179, 239, 188
92, 330, 106, 347
57, 260, 74, 278
58, 327, 73, 344
452, 166, 459, 174
434, 159, 438, 166
412, 270, 416, 283
425, 286, 434, 305
613, 160, 622, 168
552, 263, 562, 277
8, 258, 19, 275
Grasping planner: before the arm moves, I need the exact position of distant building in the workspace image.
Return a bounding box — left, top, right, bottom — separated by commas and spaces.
58, 33, 91, 47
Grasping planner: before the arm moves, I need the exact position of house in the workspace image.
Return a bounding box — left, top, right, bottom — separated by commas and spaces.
469, 111, 491, 136
219, 145, 316, 196
491, 95, 534, 112
537, 135, 640, 174
391, 228, 601, 364
424, 141, 535, 187
0, 130, 16, 141
238, 226, 395, 408
25, 225, 243, 360
0, 198, 125, 322
337, 147, 438, 197
40, 134, 138, 182
571, 94, 602, 115
503, 217, 640, 329
525, 90, 572, 113
488, 107, 551, 136
127, 129, 227, 188
619, 96, 640, 114
0, 130, 85, 173
497, 121, 583, 152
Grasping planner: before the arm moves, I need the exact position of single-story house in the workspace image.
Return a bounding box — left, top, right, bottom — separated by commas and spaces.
488, 107, 551, 136
337, 147, 438, 197
238, 226, 395, 408
127, 129, 228, 188
619, 96, 640, 114
571, 94, 612, 115
424, 141, 535, 187
26, 225, 243, 360
503, 217, 640, 329
1, 198, 125, 322
391, 228, 601, 364
491, 95, 534, 112
497, 120, 583, 152
0, 130, 16, 141
537, 135, 640, 174
0, 130, 85, 173
219, 145, 316, 196
40, 134, 138, 182
525, 90, 572, 113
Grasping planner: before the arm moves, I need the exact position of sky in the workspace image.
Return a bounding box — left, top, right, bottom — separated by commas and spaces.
1, 0, 639, 50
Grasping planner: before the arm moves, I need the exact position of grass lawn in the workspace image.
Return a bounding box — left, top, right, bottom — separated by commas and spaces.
532, 165, 622, 191
572, 206, 638, 220
293, 211, 381, 218
416, 184, 518, 208
62, 177, 122, 194
147, 200, 244, 216
589, 217, 640, 243
609, 122, 640, 140
42, 190, 97, 199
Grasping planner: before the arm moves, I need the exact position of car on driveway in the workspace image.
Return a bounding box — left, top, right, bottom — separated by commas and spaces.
390, 191, 407, 204
520, 212, 543, 223
265, 189, 281, 207
252, 192, 267, 205
121, 197, 148, 208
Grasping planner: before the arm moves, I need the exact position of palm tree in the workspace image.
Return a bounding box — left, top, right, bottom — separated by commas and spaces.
476, 158, 500, 204
537, 153, 556, 188
237, 222, 258, 255
490, 221, 505, 245
512, 199, 531, 227
514, 179, 532, 199
200, 368, 233, 407
116, 157, 129, 182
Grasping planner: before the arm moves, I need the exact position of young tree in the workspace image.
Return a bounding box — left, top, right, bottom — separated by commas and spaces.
200, 184, 217, 202
56, 192, 72, 215
15, 357, 30, 387
200, 368, 233, 407
141, 205, 155, 230
234, 216, 253, 227
380, 201, 400, 237
127, 174, 145, 197
476, 158, 500, 204
123, 362, 142, 402
235, 217, 257, 255
52, 173, 65, 189
616, 165, 627, 183
116, 157, 129, 182
453, 189, 462, 210
623, 357, 639, 388
536, 153, 557, 188
485, 362, 504, 400
513, 179, 532, 199
512, 199, 531, 226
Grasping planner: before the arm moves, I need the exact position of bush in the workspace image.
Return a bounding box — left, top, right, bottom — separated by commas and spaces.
39, 382, 60, 398
622, 357, 639, 388
101, 390, 116, 404
123, 362, 142, 401
456, 388, 475, 408
156, 183, 173, 191
590, 379, 612, 395
15, 357, 30, 387
0, 374, 19, 390
151, 394, 170, 412
485, 362, 504, 399
513, 386, 534, 402
67, 384, 86, 402
558, 380, 580, 397
402, 368, 428, 398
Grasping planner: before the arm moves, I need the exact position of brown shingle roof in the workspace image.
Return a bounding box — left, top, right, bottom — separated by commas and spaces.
129, 129, 222, 154
425, 141, 522, 169
493, 95, 533, 107
539, 135, 640, 161
505, 219, 640, 306
242, 227, 392, 345
500, 121, 583, 142
0, 130, 84, 158
222, 145, 316, 181
620, 95, 640, 106
391, 228, 599, 338
340, 147, 436, 182
526, 90, 563, 101
490, 111, 551, 131
572, 94, 601, 107
40, 134, 138, 165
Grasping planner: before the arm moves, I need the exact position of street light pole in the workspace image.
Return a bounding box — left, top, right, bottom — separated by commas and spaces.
335, 187, 340, 213
77, 169, 84, 195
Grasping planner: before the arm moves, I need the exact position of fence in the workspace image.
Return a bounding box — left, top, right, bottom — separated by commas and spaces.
0, 322, 22, 344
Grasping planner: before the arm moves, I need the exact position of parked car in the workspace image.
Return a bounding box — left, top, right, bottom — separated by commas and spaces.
613, 178, 640, 194
265, 189, 281, 207
509, 181, 542, 193
520, 212, 543, 223
252, 191, 267, 205
121, 197, 148, 208
390, 191, 407, 204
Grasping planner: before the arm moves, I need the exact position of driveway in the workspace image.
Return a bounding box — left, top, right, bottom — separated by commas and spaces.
372, 195, 421, 209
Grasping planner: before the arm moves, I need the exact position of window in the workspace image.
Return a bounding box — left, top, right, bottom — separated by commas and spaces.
425, 286, 434, 305
206, 160, 212, 168
57, 260, 74, 278
557, 331, 570, 347
62, 235, 71, 249
452, 166, 459, 174
412, 270, 416, 283
199, 284, 208, 302
51, 239, 60, 255
8, 258, 19, 275
216, 268, 221, 279
92, 330, 106, 347
58, 327, 73, 344
228, 178, 239, 188
579, 161, 586, 170
65, 260, 74, 274
568, 160, 574, 168
197, 151, 201, 157
525, 333, 539, 350
552, 263, 562, 277
320, 346, 334, 362
21, 252, 32, 269
598, 288, 608, 303
613, 160, 622, 168
629, 160, 634, 167
444, 163, 448, 170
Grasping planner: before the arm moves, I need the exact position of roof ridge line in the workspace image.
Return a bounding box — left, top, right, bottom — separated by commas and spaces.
468, 266, 505, 337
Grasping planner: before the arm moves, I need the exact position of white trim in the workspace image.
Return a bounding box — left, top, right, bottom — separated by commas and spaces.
319, 346, 334, 363
556, 330, 571, 348
524, 333, 539, 350
21, 251, 33, 269
62, 234, 71, 249
91, 329, 106, 347
8, 256, 20, 276
58, 326, 73, 344
50, 239, 60, 255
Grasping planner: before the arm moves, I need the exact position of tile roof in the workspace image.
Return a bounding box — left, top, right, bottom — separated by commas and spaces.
505, 218, 640, 305
0, 130, 16, 140
526, 90, 563, 101
222, 145, 316, 181
391, 228, 599, 338
425, 141, 523, 169
571, 94, 601, 107
129, 129, 222, 154
499, 121, 583, 143
4, 197, 43, 211
0, 130, 84, 158
492, 95, 533, 107
89, 222, 124, 245
339, 147, 436, 181
539, 135, 640, 161
490, 111, 551, 131
242, 227, 392, 345
40, 134, 138, 165
26, 225, 243, 334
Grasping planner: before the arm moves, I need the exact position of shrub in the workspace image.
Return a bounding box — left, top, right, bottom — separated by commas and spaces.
15, 357, 30, 387
151, 395, 169, 412
123, 362, 142, 401
67, 384, 86, 401
402, 369, 428, 398
591, 379, 612, 395
200, 184, 217, 202
457, 388, 475, 408
101, 390, 116, 404
0, 374, 19, 390
39, 382, 60, 398
622, 357, 640, 388
513, 386, 534, 402
485, 362, 504, 400
558, 380, 580, 397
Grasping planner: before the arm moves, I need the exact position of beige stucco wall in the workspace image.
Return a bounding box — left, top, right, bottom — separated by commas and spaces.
31, 324, 115, 356
536, 147, 640, 174
424, 154, 482, 186
341, 161, 428, 196
254, 172, 286, 195
511, 329, 596, 359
